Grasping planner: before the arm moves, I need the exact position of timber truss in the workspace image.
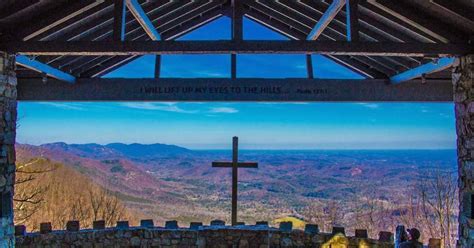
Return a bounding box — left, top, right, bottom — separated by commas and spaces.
1, 0, 473, 102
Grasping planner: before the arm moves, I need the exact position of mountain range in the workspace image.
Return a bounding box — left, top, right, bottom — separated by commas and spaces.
15, 142, 457, 226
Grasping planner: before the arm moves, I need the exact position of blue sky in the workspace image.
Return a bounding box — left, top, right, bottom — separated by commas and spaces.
16, 17, 456, 149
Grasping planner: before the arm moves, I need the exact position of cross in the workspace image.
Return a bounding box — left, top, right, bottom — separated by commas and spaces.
212, 136, 258, 226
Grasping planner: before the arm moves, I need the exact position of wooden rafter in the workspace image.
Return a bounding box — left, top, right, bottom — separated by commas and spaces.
307, 0, 346, 40
390, 57, 456, 84
21, 0, 106, 41
16, 55, 76, 83
366, 0, 467, 43
125, 0, 160, 40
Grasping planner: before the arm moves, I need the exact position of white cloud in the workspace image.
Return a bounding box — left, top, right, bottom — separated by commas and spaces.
38, 102, 85, 111
120, 102, 198, 114
356, 103, 379, 109
208, 107, 239, 114
121, 103, 239, 114
257, 102, 309, 105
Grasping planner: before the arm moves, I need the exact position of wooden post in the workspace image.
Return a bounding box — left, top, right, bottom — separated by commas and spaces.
346, 0, 360, 41
231, 136, 238, 226
231, 0, 242, 79
113, 0, 126, 41
231, 54, 237, 79
154, 55, 161, 78
306, 54, 314, 79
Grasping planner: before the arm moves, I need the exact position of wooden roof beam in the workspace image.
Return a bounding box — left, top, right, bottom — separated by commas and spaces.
3, 40, 471, 57
390, 57, 455, 84
16, 55, 76, 83
17, 78, 453, 102
307, 0, 346, 40
125, 0, 161, 40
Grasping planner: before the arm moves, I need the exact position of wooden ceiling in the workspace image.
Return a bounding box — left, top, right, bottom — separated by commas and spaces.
0, 0, 473, 81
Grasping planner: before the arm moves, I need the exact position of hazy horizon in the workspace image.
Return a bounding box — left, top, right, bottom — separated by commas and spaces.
18, 141, 457, 151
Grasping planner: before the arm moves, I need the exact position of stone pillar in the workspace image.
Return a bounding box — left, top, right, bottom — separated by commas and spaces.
0, 52, 17, 248
453, 55, 474, 248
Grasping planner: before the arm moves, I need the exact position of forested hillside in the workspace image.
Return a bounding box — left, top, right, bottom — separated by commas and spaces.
14, 143, 459, 247
14, 157, 135, 231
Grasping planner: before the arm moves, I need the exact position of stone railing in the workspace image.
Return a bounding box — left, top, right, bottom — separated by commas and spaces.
14, 220, 443, 247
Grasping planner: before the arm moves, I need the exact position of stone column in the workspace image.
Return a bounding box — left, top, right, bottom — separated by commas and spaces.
453, 55, 474, 248
0, 52, 17, 248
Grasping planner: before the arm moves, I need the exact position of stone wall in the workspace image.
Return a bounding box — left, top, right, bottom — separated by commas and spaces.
0, 52, 17, 248
15, 220, 396, 248
453, 55, 474, 248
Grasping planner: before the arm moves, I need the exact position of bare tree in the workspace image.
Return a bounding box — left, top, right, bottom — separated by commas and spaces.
417, 170, 458, 248
14, 158, 57, 224
302, 199, 344, 232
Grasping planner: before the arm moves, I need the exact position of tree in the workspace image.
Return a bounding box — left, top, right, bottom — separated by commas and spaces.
14, 158, 57, 225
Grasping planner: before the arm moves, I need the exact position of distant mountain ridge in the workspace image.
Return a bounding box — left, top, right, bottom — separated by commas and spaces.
106, 143, 191, 158
34, 142, 191, 160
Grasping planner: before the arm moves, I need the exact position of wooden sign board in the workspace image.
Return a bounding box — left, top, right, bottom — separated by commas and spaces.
17, 78, 453, 102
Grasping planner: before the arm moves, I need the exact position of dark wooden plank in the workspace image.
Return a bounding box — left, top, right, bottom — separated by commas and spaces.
34, 1, 115, 41
431, 0, 474, 23
0, 0, 40, 19
19, 0, 103, 41
3, 40, 470, 56
17, 78, 453, 102
366, 0, 468, 43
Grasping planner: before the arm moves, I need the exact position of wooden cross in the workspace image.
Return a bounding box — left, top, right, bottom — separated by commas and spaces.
212, 136, 258, 226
